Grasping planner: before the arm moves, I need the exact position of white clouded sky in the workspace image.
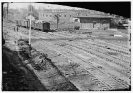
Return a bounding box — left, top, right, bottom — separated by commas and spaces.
3, 2, 83, 10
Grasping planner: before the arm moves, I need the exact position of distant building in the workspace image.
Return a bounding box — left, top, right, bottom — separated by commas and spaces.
39, 9, 76, 23
38, 9, 107, 23
74, 15, 113, 30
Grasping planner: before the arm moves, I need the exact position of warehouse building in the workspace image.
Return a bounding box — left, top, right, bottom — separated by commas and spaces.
74, 15, 113, 30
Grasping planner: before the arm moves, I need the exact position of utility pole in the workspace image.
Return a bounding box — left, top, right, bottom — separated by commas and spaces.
28, 3, 33, 56
29, 14, 31, 45
128, 19, 131, 51
28, 3, 33, 45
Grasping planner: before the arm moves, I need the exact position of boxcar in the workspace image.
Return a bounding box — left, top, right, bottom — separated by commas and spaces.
16, 20, 50, 32
43, 22, 50, 32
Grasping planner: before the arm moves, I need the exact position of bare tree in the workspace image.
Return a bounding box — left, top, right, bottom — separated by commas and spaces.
53, 14, 61, 30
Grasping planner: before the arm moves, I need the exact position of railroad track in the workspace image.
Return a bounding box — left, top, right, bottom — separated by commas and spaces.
47, 32, 130, 55
70, 40, 130, 65
92, 39, 130, 54
62, 41, 130, 72
32, 42, 113, 90
104, 40, 129, 49
33, 41, 130, 90
32, 42, 111, 91
61, 44, 130, 83
82, 40, 130, 60
42, 32, 130, 69
61, 43, 130, 75
54, 32, 130, 53
55, 42, 130, 79
55, 43, 130, 87
53, 38, 130, 65
46, 33, 130, 68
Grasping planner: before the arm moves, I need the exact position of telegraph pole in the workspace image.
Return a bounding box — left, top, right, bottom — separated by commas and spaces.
29, 15, 31, 45
29, 3, 32, 45
128, 19, 131, 51
28, 3, 33, 56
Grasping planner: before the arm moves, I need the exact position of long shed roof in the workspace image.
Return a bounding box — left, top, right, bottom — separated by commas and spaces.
74, 14, 113, 18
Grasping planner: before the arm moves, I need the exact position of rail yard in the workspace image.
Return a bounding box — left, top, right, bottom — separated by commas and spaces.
2, 19, 131, 91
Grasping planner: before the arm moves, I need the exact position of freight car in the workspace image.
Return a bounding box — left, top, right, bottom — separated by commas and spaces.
16, 20, 50, 32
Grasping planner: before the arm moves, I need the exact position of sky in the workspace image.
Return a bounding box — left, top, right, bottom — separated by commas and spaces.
3, 2, 83, 10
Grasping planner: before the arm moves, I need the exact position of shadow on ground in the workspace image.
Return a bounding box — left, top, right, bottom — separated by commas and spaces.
2, 46, 47, 91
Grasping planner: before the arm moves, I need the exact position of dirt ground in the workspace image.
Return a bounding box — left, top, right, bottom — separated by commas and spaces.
2, 20, 131, 91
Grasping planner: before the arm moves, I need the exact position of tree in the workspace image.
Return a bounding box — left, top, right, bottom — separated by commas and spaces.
53, 14, 61, 30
